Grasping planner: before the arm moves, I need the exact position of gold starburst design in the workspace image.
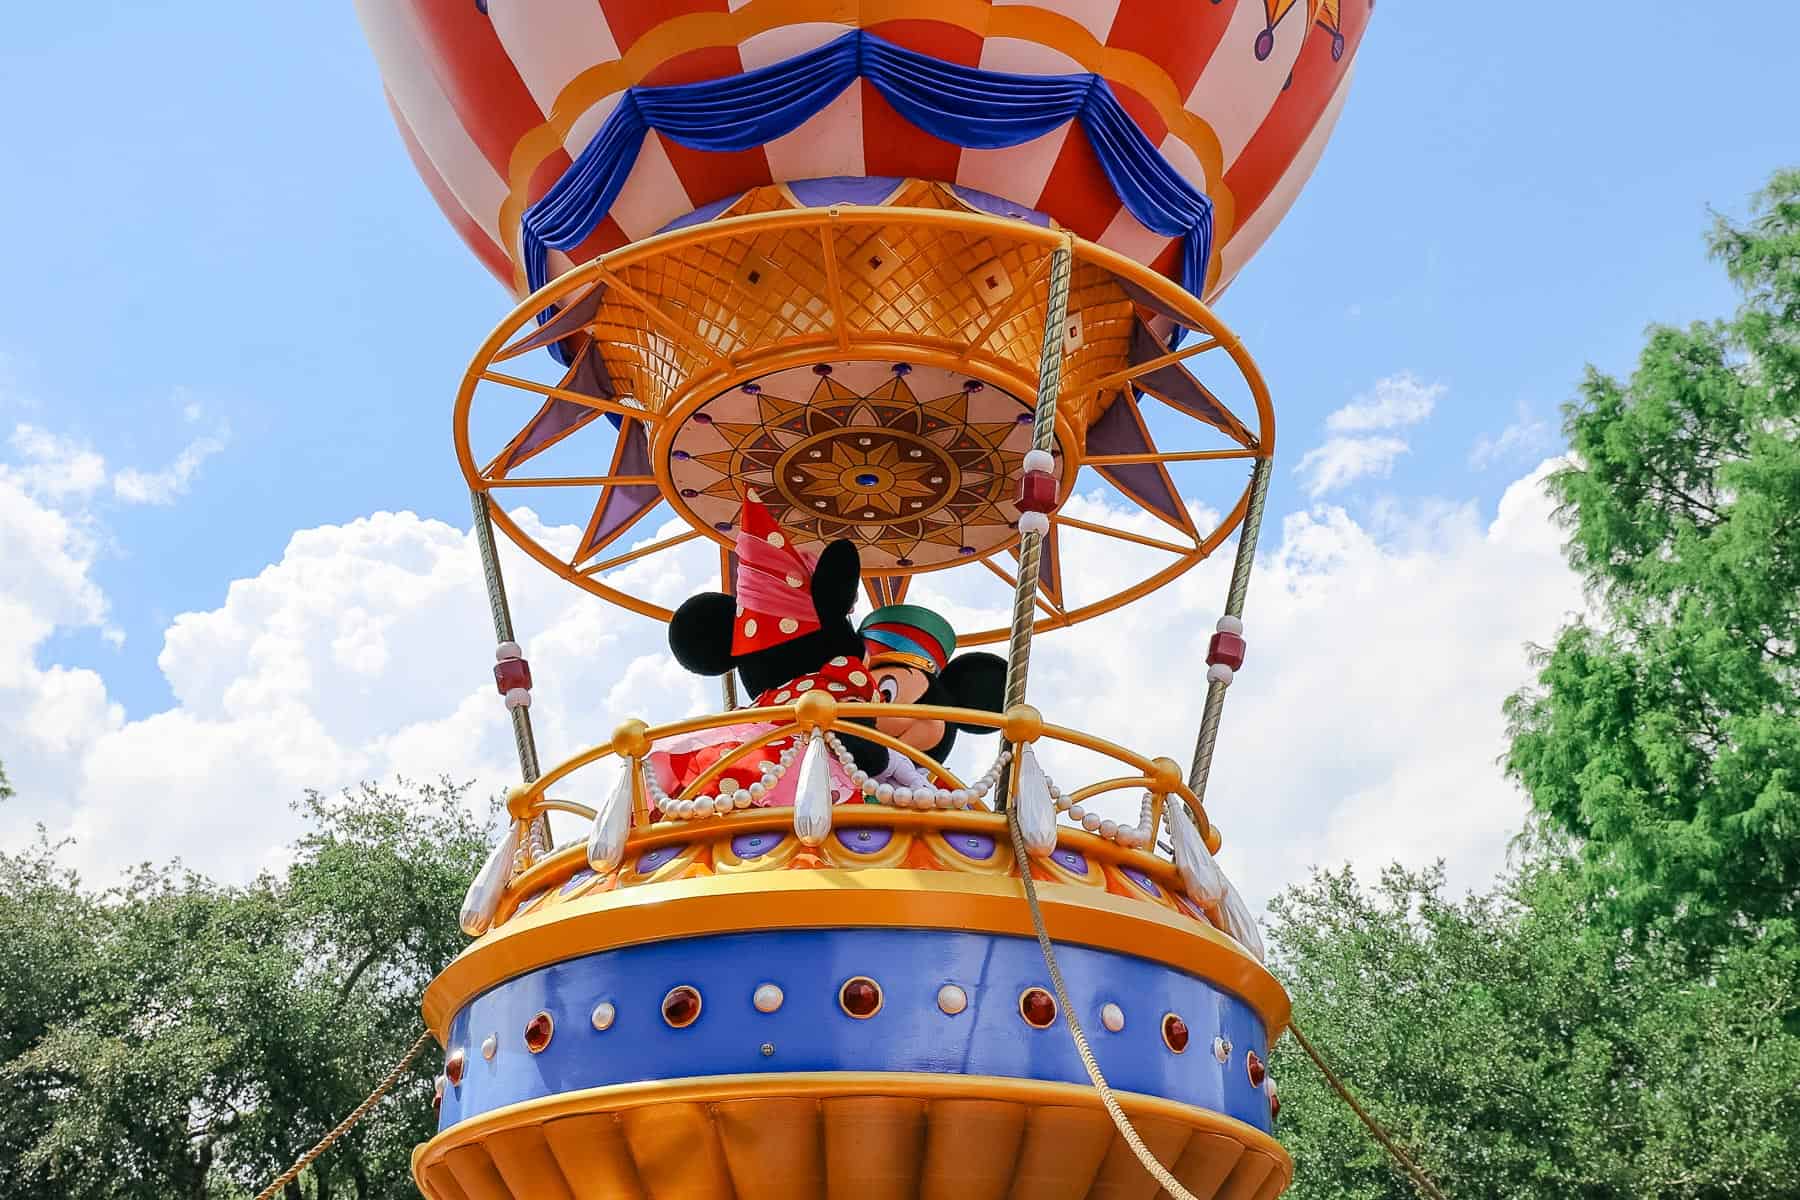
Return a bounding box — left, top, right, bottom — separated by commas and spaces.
665, 361, 1039, 570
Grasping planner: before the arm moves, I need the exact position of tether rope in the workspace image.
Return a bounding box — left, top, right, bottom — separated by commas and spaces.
1286, 1017, 1452, 1200
251, 1029, 435, 1200
1006, 804, 1208, 1200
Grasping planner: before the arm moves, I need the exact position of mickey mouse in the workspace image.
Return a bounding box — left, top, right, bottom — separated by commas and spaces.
858, 604, 1006, 791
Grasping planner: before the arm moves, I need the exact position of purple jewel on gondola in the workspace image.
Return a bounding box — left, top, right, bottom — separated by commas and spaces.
732, 832, 782, 860
837, 827, 893, 853
950, 832, 996, 861
635, 845, 685, 874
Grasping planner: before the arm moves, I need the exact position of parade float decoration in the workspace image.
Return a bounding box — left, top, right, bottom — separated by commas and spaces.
354, 4, 1372, 1197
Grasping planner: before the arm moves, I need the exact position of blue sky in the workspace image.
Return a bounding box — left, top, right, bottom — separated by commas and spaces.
2, 5, 1797, 891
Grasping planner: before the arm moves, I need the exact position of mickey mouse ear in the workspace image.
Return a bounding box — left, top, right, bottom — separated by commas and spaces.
669, 592, 740, 676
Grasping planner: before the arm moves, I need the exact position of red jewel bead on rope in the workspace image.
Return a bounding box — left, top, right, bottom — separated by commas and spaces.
1017, 469, 1058, 513
1207, 631, 1247, 672
493, 656, 532, 694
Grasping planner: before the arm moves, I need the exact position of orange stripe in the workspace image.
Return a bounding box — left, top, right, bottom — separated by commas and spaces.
385, 89, 513, 287
1224, 0, 1369, 223
597, 0, 729, 58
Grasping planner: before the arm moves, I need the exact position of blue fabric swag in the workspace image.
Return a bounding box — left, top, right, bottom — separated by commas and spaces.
522, 29, 1215, 358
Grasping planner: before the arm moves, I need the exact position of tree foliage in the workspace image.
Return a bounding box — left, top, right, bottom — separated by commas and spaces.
1505, 171, 1800, 946
1273, 170, 1800, 1199
0, 780, 488, 1199
1269, 862, 1800, 1200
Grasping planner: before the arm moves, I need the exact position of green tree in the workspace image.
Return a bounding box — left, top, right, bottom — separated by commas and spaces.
1269, 861, 1800, 1200
1505, 171, 1800, 946
0, 779, 489, 1199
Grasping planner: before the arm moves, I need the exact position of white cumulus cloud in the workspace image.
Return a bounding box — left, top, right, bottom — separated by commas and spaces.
113, 429, 229, 505
1470, 403, 1554, 470
3, 427, 1584, 914
1297, 372, 1444, 497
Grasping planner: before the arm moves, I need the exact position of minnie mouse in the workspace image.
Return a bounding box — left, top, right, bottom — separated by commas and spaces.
658, 498, 1004, 810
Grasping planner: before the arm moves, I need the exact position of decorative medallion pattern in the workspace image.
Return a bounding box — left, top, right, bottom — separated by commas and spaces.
667, 362, 1046, 570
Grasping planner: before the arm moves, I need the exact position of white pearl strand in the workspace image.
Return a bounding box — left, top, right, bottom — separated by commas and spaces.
647, 735, 1159, 850
822, 732, 1011, 811
644, 739, 802, 821
1051, 778, 1156, 849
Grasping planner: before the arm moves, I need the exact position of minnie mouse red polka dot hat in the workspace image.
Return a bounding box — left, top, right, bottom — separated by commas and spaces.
731, 495, 822, 655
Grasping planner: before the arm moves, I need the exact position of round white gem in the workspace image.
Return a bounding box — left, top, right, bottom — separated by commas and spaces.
1216, 615, 1244, 635
1101, 1003, 1125, 1033
494, 641, 521, 662
591, 1002, 616, 1031
753, 983, 784, 1013
937, 984, 968, 1015
481, 1034, 498, 1060
1213, 1036, 1232, 1063
1082, 813, 1103, 832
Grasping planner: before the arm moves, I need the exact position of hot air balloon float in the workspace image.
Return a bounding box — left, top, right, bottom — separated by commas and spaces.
355, 3, 1371, 1197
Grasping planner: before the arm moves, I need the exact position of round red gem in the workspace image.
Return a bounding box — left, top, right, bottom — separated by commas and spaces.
1267, 1081, 1280, 1121
839, 977, 882, 1018
523, 1011, 554, 1053
1162, 1013, 1190, 1054
1246, 1050, 1266, 1087
1019, 987, 1057, 1028
662, 985, 702, 1028
443, 1048, 466, 1086
433, 1076, 445, 1113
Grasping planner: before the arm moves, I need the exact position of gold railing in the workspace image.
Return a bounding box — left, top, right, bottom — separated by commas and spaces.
496, 690, 1221, 879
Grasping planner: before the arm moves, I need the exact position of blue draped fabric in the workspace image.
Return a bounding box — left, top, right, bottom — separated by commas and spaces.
523, 30, 1214, 361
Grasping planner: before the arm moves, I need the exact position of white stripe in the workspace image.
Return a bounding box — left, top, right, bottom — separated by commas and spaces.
607, 132, 696, 241
486, 0, 619, 162
956, 125, 1074, 213
1096, 207, 1176, 269
1155, 130, 1212, 196
564, 91, 625, 168
354, 0, 508, 246
1185, 0, 1309, 167
737, 21, 856, 70
1214, 63, 1355, 293
977, 36, 1086, 76
762, 83, 865, 183
991, 0, 1122, 47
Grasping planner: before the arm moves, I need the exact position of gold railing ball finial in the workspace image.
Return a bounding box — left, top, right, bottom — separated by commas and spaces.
611, 718, 652, 761
504, 784, 536, 822
1003, 704, 1044, 744
1150, 756, 1184, 794
794, 688, 838, 731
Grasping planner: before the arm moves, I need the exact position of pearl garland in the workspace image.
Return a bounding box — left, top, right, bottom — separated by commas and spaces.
646, 733, 1162, 850
823, 731, 1007, 810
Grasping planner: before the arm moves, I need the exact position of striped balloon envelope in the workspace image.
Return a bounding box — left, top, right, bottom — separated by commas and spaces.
357, 0, 1371, 304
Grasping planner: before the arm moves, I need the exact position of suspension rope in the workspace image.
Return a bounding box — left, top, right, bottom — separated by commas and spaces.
1000, 239, 1074, 726
1007, 805, 1207, 1200
1286, 1018, 1452, 1200
251, 1029, 435, 1200
1186, 456, 1270, 806
469, 489, 550, 863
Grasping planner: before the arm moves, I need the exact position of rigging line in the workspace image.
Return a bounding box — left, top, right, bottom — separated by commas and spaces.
251, 1029, 435, 1200
1286, 1017, 1454, 1200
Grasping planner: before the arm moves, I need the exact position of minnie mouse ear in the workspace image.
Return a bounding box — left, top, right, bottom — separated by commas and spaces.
811, 540, 862, 621
669, 592, 739, 676
938, 652, 1008, 731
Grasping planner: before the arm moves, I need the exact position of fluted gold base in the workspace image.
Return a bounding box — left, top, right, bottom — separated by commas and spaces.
414, 1073, 1289, 1200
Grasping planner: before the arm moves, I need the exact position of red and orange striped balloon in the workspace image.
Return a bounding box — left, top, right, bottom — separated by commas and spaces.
357, 0, 1369, 302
